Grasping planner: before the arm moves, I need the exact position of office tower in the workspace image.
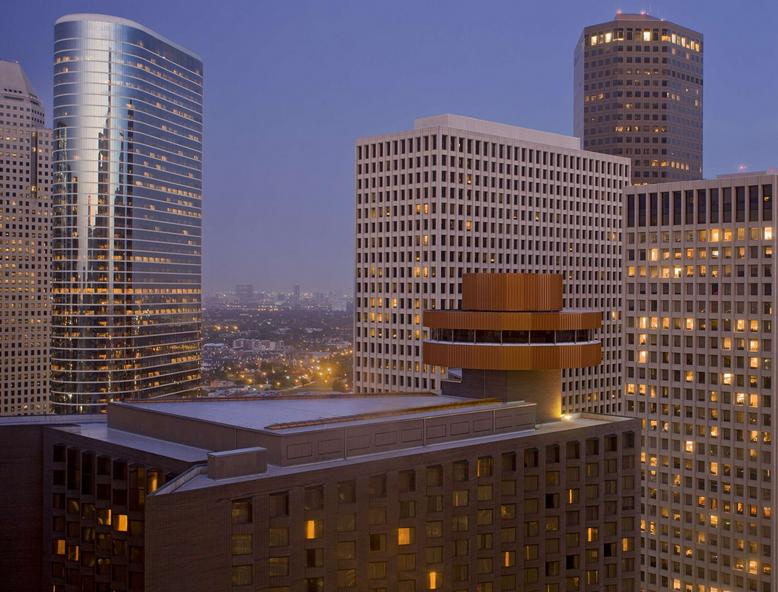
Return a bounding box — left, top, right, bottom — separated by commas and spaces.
1, 274, 640, 591
623, 173, 777, 592
0, 60, 51, 416
292, 284, 301, 308
235, 284, 255, 306
51, 15, 203, 411
354, 114, 629, 414
574, 12, 703, 184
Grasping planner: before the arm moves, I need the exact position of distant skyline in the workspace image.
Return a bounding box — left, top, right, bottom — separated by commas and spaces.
2, 0, 776, 294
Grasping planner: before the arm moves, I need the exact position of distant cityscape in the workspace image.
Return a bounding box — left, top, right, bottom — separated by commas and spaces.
203, 284, 353, 396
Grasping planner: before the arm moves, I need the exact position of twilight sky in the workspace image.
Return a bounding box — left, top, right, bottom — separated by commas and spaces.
2, 0, 776, 294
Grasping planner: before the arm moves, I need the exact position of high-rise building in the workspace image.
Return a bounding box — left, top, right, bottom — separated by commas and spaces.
574, 12, 703, 185
51, 14, 203, 411
354, 114, 629, 414
623, 173, 777, 592
0, 60, 51, 416
1, 274, 641, 591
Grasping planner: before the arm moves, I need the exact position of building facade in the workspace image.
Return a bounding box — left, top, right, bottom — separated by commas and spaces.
0, 60, 51, 415
51, 15, 204, 411
1, 375, 640, 592
574, 13, 703, 185
354, 114, 629, 414
624, 173, 777, 591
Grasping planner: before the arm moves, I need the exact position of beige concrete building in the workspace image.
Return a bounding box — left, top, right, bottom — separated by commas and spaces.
624, 173, 777, 591
354, 114, 630, 414
575, 13, 703, 184
0, 273, 640, 591
0, 60, 51, 415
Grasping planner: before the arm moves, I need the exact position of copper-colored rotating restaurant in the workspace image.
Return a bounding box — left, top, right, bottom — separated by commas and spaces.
424, 273, 602, 421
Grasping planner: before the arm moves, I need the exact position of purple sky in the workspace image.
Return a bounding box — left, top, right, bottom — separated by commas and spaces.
2, 0, 777, 294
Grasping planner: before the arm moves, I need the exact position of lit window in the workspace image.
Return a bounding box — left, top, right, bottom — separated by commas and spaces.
305, 519, 321, 540
428, 570, 441, 590
643, 30, 651, 41
398, 527, 414, 545
114, 514, 128, 532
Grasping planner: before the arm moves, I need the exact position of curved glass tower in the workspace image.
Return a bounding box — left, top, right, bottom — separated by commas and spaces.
52, 14, 203, 411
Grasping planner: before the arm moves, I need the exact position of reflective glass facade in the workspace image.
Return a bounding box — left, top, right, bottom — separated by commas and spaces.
52, 15, 203, 411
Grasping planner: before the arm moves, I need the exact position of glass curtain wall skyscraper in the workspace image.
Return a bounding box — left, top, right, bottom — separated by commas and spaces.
52, 14, 203, 411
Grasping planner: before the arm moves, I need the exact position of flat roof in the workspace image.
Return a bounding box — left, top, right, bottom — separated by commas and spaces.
53, 423, 209, 463
122, 394, 507, 433
414, 114, 582, 151
166, 412, 636, 493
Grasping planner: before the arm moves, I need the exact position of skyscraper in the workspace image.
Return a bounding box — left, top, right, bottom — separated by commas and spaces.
0, 60, 51, 416
354, 114, 629, 415
574, 12, 703, 185
624, 173, 777, 591
51, 15, 203, 411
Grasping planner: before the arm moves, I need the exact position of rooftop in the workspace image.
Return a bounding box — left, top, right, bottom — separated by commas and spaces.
55, 13, 201, 61
0, 60, 40, 102
414, 114, 582, 151
121, 393, 501, 433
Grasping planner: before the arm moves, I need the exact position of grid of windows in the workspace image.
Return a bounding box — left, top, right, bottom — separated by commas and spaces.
354, 116, 629, 414
49, 443, 169, 592
575, 14, 703, 185
0, 61, 51, 416
51, 16, 203, 410
229, 429, 639, 592
624, 175, 777, 592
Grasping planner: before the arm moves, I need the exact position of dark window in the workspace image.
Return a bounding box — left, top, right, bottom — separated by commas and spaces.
638, 194, 646, 226
764, 185, 773, 221
673, 191, 682, 225
736, 186, 745, 222
627, 194, 635, 227
749, 185, 759, 222
710, 188, 719, 223
696, 189, 706, 224
685, 191, 694, 225
723, 188, 732, 223
661, 192, 670, 225
649, 193, 657, 226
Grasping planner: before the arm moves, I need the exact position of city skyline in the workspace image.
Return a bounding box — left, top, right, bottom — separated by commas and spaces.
1, 0, 776, 294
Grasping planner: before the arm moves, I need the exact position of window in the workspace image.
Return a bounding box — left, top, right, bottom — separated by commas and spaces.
476, 456, 493, 477
231, 565, 252, 586
369, 475, 387, 497
304, 486, 323, 510
453, 461, 469, 481
231, 499, 252, 524
114, 514, 128, 532
338, 481, 356, 503
398, 527, 414, 545
337, 513, 355, 532
452, 490, 469, 507
305, 519, 322, 540
231, 534, 252, 555
337, 541, 355, 559
369, 533, 386, 551
269, 527, 288, 547
268, 557, 289, 576
269, 492, 288, 517
306, 548, 323, 568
